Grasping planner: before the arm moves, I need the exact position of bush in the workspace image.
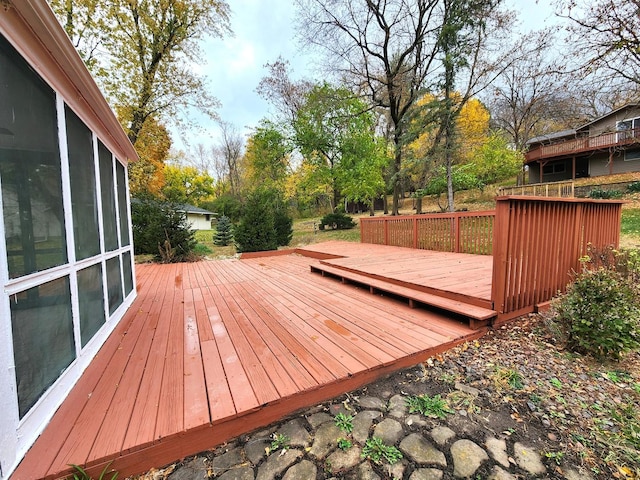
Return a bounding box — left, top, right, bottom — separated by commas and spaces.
552, 247, 640, 360
628, 181, 640, 192
319, 212, 356, 230
131, 196, 199, 262
213, 215, 233, 246
234, 189, 292, 253
588, 187, 623, 199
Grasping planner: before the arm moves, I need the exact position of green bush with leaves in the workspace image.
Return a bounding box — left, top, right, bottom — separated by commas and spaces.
588, 187, 623, 199
628, 181, 640, 193
553, 248, 640, 360
131, 196, 198, 262
319, 212, 356, 230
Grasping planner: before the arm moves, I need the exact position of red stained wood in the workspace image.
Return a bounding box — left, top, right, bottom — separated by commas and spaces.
13, 245, 486, 480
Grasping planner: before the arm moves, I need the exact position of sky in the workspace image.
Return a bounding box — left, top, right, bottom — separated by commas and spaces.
173, 0, 559, 154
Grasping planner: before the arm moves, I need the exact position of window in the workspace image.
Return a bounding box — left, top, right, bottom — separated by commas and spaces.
0, 35, 67, 278
116, 161, 130, 246
106, 256, 123, 314
625, 149, 640, 161
617, 117, 640, 141
122, 251, 134, 296
99, 142, 118, 251
78, 263, 106, 347
66, 106, 101, 260
11, 277, 75, 418
542, 162, 566, 175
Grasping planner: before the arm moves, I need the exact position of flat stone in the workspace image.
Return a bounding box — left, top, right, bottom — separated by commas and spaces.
309, 422, 342, 459
256, 449, 302, 480
386, 460, 406, 479
168, 457, 207, 480
487, 466, 516, 480
357, 462, 381, 480
329, 403, 352, 417
373, 418, 404, 446
405, 414, 429, 428
513, 443, 546, 475
278, 419, 311, 447
282, 460, 317, 480
485, 437, 509, 468
563, 467, 594, 480
388, 394, 407, 418
430, 426, 455, 446
210, 447, 244, 474
358, 396, 387, 410
450, 439, 489, 478
307, 412, 334, 429
454, 382, 480, 397
218, 467, 255, 480
244, 439, 269, 465
326, 446, 362, 472
399, 433, 447, 466
409, 468, 444, 480
353, 410, 382, 443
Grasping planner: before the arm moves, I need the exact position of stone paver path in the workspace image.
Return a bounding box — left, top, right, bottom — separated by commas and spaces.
167, 390, 594, 480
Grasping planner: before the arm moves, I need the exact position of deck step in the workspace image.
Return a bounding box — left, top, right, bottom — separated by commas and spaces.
311, 263, 496, 329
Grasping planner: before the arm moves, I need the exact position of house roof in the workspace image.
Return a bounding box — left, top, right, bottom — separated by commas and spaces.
177, 204, 216, 216
527, 129, 577, 145
576, 102, 640, 131
0, 0, 138, 164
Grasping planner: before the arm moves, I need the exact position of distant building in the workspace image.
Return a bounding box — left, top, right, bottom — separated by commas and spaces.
0, 1, 138, 476
525, 103, 640, 183
177, 204, 216, 230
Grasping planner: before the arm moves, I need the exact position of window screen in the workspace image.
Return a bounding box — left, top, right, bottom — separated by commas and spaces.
116, 161, 130, 246
99, 142, 118, 252
106, 256, 123, 315
78, 263, 106, 347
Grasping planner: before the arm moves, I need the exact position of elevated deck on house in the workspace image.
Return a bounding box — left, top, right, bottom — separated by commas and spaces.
12, 244, 486, 480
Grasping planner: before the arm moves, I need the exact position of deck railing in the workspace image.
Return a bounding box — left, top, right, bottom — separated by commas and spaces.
360, 211, 495, 255
525, 128, 640, 161
359, 197, 623, 323
491, 196, 623, 321
497, 180, 574, 198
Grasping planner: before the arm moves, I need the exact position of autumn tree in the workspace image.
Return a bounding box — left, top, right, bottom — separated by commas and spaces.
161, 164, 216, 206
49, 0, 231, 144
127, 115, 171, 197
256, 57, 312, 124
243, 120, 291, 190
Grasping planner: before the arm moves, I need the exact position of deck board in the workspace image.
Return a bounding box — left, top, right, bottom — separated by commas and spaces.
13, 243, 488, 480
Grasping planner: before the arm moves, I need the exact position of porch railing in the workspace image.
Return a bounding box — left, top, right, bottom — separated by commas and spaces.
497, 180, 574, 198
360, 211, 495, 255
526, 128, 640, 161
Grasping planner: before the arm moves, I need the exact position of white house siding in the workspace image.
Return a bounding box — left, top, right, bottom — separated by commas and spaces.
187, 213, 212, 230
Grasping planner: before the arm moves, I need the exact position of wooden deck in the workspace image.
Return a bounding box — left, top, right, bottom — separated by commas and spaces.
13, 244, 486, 479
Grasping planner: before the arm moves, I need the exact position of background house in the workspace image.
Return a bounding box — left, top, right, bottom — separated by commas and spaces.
0, 1, 138, 477
177, 203, 216, 230
525, 103, 640, 183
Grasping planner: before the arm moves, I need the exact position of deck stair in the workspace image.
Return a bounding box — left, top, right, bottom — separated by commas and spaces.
310, 261, 496, 329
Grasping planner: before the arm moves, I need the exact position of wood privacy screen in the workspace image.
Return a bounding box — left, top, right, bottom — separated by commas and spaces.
491, 196, 623, 320
360, 211, 495, 255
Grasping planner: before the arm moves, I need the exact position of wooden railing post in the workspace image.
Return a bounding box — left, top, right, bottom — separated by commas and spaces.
491, 199, 511, 314
454, 214, 461, 253
413, 216, 418, 249
384, 219, 389, 246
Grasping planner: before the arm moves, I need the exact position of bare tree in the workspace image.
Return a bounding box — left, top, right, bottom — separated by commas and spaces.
560, 0, 640, 86
295, 0, 444, 215
216, 121, 244, 196
256, 57, 313, 123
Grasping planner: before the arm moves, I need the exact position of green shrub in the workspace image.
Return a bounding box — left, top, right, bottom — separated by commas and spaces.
131, 197, 199, 262
588, 187, 623, 199
628, 181, 640, 192
553, 250, 640, 360
213, 215, 233, 246
234, 189, 293, 253
319, 212, 356, 230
